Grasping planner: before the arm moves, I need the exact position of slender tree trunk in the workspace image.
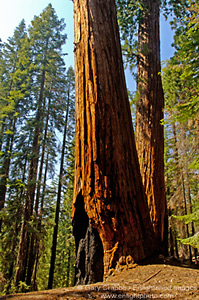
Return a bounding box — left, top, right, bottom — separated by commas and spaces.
0, 123, 5, 153
48, 94, 70, 289
6, 220, 20, 293
135, 0, 167, 251
6, 159, 27, 292
172, 122, 189, 259
73, 0, 158, 284
35, 97, 51, 214
182, 174, 192, 261
184, 132, 197, 263
0, 118, 16, 232
14, 36, 49, 286
66, 245, 71, 287
174, 232, 179, 258
14, 67, 46, 287
32, 152, 49, 290
26, 97, 51, 286
169, 212, 174, 257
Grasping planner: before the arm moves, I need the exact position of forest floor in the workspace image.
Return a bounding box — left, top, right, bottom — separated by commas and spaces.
1, 257, 199, 300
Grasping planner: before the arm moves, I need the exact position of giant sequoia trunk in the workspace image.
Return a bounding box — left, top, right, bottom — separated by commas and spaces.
72, 0, 158, 284
135, 0, 167, 250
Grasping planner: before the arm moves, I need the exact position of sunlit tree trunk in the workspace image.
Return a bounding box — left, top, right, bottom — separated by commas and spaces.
135, 0, 167, 251
72, 0, 158, 285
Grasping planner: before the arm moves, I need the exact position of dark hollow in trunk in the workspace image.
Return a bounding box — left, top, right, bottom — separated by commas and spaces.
73, 192, 104, 285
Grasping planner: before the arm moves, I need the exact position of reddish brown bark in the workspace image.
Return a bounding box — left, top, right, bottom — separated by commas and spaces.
135, 0, 167, 250
72, 0, 158, 283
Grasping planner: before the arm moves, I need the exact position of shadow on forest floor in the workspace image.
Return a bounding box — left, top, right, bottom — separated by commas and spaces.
139, 254, 199, 269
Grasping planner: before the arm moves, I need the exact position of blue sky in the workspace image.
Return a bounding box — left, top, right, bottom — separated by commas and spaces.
0, 0, 174, 91
0, 0, 74, 66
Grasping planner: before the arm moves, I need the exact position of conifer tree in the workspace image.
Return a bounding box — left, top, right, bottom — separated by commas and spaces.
0, 20, 30, 232
117, 0, 167, 251
14, 4, 67, 287
0, 5, 76, 291
48, 67, 75, 289
162, 0, 199, 259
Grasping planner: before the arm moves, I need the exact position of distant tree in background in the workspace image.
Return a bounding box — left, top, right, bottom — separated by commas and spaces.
116, 0, 167, 251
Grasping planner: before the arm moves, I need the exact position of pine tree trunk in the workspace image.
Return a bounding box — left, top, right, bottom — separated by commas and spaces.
26, 97, 51, 286
182, 174, 192, 261
174, 229, 179, 259
73, 0, 158, 284
48, 95, 70, 289
169, 213, 174, 257
5, 219, 20, 293
15, 35, 49, 285
0, 123, 5, 153
32, 152, 49, 290
184, 132, 197, 262
0, 118, 16, 232
172, 123, 189, 259
66, 245, 71, 287
135, 0, 166, 251
14, 68, 46, 287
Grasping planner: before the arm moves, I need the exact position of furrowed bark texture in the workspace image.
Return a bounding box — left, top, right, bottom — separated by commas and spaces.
72, 0, 157, 283
136, 0, 166, 249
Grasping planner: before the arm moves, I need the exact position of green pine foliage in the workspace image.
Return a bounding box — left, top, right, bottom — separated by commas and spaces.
0, 5, 75, 294
162, 0, 199, 255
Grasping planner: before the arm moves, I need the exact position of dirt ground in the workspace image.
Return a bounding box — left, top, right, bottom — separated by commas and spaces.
0, 258, 198, 300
